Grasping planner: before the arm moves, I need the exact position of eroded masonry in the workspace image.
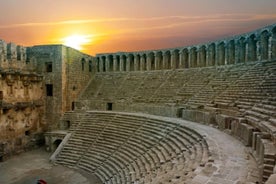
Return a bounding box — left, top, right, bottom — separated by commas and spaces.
0, 24, 276, 184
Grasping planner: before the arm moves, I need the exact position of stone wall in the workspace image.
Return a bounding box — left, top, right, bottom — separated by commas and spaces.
27, 45, 64, 130
0, 40, 44, 160
27, 45, 95, 130
0, 43, 95, 158
63, 47, 95, 112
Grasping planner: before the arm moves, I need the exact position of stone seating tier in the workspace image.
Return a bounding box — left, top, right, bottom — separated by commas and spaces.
56, 111, 210, 184
79, 61, 275, 131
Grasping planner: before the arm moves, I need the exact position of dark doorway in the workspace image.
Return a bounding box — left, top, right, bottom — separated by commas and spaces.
107, 103, 113, 111
71, 101, 75, 111
46, 84, 53, 96
66, 121, 71, 129
45, 62, 53, 72
53, 139, 62, 150
177, 108, 183, 118
25, 130, 30, 136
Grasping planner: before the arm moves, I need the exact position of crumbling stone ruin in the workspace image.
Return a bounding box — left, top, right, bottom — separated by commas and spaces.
1, 24, 276, 183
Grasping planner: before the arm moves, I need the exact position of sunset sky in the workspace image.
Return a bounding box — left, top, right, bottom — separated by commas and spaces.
0, 0, 275, 55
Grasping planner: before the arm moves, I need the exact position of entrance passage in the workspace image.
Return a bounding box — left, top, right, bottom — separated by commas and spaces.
107, 103, 113, 111
53, 139, 62, 150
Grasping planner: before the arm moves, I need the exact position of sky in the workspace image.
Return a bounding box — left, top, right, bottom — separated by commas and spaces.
0, 0, 275, 55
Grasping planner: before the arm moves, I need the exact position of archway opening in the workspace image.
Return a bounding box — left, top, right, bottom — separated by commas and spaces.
107, 102, 113, 111
271, 26, 276, 59
260, 30, 269, 60
66, 121, 71, 129
53, 139, 62, 150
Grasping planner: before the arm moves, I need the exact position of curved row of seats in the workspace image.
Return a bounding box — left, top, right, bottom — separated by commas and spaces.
56, 111, 210, 183
79, 59, 276, 141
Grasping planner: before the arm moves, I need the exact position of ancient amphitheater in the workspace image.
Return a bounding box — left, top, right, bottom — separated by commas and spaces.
0, 24, 276, 184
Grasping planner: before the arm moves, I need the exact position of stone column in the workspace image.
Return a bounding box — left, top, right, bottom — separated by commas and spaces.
106, 56, 111, 72
256, 40, 261, 61
134, 54, 139, 71
99, 56, 104, 72
197, 48, 200, 67
126, 54, 131, 71
141, 54, 146, 71
245, 39, 249, 62
162, 51, 168, 69
215, 43, 220, 66
198, 47, 202, 67
119, 55, 124, 72
268, 36, 273, 60
0, 41, 7, 67
225, 43, 229, 65
154, 52, 160, 70
113, 55, 118, 71
179, 50, 184, 69
206, 47, 210, 66
188, 48, 192, 68
234, 39, 239, 64
146, 53, 151, 71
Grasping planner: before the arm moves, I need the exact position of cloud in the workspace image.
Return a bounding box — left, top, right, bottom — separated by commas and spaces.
108, 14, 276, 36
0, 13, 275, 29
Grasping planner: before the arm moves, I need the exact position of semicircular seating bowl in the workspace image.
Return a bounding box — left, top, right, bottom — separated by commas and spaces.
55, 111, 210, 184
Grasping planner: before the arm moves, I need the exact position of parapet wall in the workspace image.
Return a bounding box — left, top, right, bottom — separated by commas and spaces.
0, 40, 36, 71
95, 24, 276, 72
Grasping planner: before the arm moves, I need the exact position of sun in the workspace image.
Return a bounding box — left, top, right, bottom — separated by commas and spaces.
62, 34, 92, 50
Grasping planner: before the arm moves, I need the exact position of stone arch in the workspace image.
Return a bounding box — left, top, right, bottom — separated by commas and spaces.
260, 30, 269, 60
163, 51, 171, 69
155, 51, 163, 70
115, 55, 120, 71
208, 43, 216, 66
121, 55, 127, 71
141, 54, 147, 71
227, 40, 235, 64
135, 54, 141, 71
272, 26, 276, 59
147, 52, 155, 70
89, 60, 92, 72
81, 58, 85, 71
217, 42, 225, 65
108, 55, 114, 72
246, 34, 257, 62
237, 37, 246, 63
96, 57, 100, 72
53, 139, 62, 150
189, 47, 197, 68
172, 49, 180, 69
198, 45, 206, 67
101, 56, 106, 72
128, 54, 135, 71
181, 48, 189, 68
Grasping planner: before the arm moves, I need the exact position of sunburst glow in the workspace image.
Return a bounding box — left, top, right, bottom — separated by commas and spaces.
62, 34, 92, 50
